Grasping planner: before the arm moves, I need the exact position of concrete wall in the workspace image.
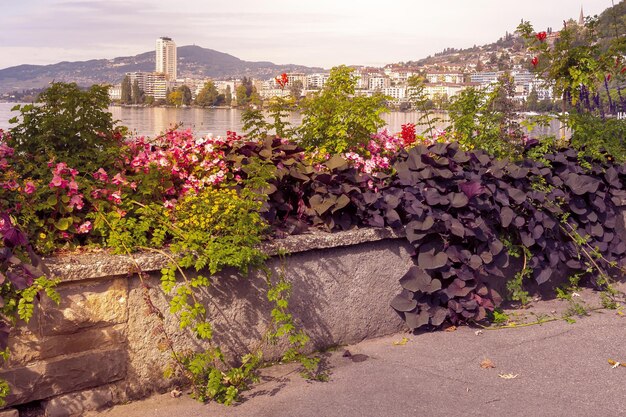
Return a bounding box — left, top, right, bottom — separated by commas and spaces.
0, 229, 413, 415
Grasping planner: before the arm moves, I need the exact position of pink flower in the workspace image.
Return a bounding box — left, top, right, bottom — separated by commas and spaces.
94, 168, 109, 182
24, 181, 36, 194
69, 194, 84, 210
49, 174, 67, 188
111, 173, 127, 186
109, 190, 122, 205
68, 180, 79, 194
53, 162, 68, 174
77, 221, 92, 234
2, 180, 18, 190
91, 188, 107, 199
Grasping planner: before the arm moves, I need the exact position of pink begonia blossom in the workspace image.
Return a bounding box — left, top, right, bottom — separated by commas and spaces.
93, 168, 109, 182
91, 188, 108, 199
49, 174, 67, 188
24, 181, 36, 194
2, 180, 18, 190
108, 190, 122, 205
111, 173, 127, 185
0, 143, 14, 158
53, 162, 68, 173
69, 194, 84, 210
68, 180, 79, 194
76, 221, 92, 234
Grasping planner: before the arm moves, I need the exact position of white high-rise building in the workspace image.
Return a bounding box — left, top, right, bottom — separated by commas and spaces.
156, 37, 177, 80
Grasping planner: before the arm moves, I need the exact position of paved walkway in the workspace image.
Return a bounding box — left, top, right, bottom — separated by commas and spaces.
91, 286, 626, 417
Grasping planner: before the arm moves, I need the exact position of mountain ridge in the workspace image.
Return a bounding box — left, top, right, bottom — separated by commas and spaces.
0, 45, 324, 93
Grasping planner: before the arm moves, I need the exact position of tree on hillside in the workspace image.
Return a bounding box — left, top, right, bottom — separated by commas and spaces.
121, 75, 132, 104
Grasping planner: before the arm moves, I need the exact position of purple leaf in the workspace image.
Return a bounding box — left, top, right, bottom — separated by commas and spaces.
459, 181, 484, 199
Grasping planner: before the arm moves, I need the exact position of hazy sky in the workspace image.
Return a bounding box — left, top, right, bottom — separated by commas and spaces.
0, 0, 613, 70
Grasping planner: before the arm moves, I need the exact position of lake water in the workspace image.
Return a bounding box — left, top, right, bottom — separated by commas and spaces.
0, 102, 563, 139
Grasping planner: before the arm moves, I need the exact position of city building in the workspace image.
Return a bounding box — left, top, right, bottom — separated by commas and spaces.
426, 71, 465, 84
306, 73, 330, 90
126, 71, 168, 100
286, 73, 308, 90
422, 83, 474, 100
368, 76, 391, 91
382, 87, 407, 100
108, 85, 121, 101
214, 80, 236, 96
156, 37, 177, 80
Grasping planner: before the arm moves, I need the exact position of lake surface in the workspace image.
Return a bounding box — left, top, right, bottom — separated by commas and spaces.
0, 102, 563, 139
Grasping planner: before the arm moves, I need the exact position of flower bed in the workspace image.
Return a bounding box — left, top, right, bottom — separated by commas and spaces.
1, 78, 625, 409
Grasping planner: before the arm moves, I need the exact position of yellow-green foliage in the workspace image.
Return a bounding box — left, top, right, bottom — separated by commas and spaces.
170, 187, 267, 275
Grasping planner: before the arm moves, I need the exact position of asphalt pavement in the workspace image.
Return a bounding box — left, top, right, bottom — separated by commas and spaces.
90, 285, 626, 417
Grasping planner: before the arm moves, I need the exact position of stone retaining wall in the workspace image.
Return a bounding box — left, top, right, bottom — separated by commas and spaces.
1, 205, 625, 416
0, 229, 414, 415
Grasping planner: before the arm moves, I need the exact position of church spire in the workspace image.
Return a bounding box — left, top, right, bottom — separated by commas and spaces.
579, 6, 584, 25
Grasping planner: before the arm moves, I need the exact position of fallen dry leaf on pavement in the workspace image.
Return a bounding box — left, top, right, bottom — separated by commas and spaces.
480, 358, 496, 369
608, 359, 626, 369
444, 325, 457, 332
498, 373, 519, 379
393, 337, 409, 346
475, 330, 483, 336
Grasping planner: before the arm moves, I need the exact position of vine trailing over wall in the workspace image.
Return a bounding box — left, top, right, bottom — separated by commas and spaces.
94, 152, 323, 405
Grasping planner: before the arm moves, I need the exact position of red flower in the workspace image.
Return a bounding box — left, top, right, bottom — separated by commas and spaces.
535, 32, 547, 42
275, 73, 289, 88
607, 74, 612, 82
621, 66, 626, 74
400, 123, 416, 146
531, 57, 539, 67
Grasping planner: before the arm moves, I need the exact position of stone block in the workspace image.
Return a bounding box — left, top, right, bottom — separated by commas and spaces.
43, 386, 113, 417
8, 325, 126, 366
37, 278, 128, 336
0, 409, 18, 417
0, 348, 126, 406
